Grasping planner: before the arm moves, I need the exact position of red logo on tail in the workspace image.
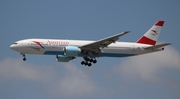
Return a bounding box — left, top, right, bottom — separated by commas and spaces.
151, 30, 158, 35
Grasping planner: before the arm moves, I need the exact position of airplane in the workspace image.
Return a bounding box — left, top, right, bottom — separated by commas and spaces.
10, 20, 171, 67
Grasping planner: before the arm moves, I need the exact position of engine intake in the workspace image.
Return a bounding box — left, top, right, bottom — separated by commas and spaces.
64, 46, 81, 56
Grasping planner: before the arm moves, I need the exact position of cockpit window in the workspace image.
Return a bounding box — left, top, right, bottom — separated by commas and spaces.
13, 43, 18, 44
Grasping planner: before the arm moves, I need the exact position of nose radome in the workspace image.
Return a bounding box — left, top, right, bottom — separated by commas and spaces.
10, 44, 15, 50
10, 44, 13, 49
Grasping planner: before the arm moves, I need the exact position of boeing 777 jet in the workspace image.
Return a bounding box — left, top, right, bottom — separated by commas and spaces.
10, 20, 171, 67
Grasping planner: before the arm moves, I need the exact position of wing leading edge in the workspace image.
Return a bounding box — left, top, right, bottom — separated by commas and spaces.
80, 31, 130, 51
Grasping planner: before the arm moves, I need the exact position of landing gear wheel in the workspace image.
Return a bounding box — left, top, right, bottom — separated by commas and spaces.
90, 59, 93, 62
81, 61, 85, 65
93, 60, 97, 64
88, 63, 92, 67
23, 58, 26, 61
84, 62, 88, 66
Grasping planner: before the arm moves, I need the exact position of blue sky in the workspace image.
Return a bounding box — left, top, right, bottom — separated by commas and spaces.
0, 0, 180, 99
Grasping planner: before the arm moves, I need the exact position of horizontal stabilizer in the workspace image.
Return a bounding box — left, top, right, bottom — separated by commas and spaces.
144, 43, 171, 49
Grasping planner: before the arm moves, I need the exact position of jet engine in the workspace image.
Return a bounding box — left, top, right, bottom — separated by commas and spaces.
56, 55, 75, 62
63, 46, 81, 56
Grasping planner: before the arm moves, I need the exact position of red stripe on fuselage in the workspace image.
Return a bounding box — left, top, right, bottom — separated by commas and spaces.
137, 36, 156, 45
32, 41, 44, 49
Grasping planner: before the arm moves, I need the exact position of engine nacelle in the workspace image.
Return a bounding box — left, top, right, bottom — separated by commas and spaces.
63, 46, 81, 56
56, 55, 74, 62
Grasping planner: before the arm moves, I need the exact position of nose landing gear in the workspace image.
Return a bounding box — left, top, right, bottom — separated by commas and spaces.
81, 57, 97, 67
20, 53, 26, 61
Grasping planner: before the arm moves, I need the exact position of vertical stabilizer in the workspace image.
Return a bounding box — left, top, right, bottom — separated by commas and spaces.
136, 20, 164, 45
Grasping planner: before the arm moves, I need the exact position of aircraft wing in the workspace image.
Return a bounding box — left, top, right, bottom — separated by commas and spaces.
144, 43, 171, 50
80, 31, 129, 51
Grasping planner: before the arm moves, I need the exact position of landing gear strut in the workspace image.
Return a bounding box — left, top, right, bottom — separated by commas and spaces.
20, 53, 26, 61
81, 57, 97, 67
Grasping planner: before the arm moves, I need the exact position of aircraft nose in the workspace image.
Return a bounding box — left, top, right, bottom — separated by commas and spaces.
10, 44, 16, 50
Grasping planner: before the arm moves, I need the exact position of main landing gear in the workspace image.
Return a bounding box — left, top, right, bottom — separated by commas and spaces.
81, 57, 97, 67
20, 53, 26, 61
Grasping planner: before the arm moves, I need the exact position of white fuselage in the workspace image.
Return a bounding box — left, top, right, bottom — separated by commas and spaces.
10, 38, 162, 58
